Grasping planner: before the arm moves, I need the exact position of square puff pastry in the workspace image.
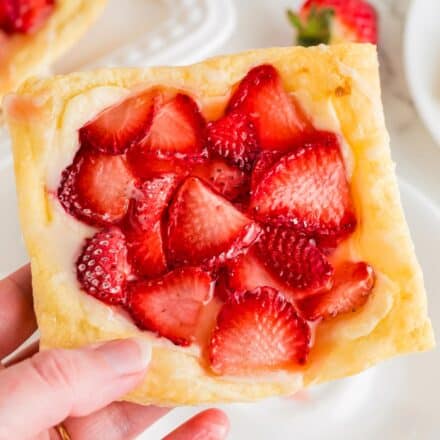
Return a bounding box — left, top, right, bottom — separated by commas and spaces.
0, 0, 106, 100
4, 44, 434, 406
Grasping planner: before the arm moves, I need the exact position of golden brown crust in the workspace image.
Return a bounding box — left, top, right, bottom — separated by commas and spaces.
0, 0, 106, 99
5, 44, 434, 405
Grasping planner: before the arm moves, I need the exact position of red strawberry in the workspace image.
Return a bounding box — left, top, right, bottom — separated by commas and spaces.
141, 93, 206, 159
0, 0, 54, 34
256, 225, 333, 295
76, 227, 130, 305
58, 149, 135, 226
250, 136, 356, 241
125, 175, 179, 232
207, 111, 259, 171
250, 132, 337, 191
191, 159, 249, 202
128, 267, 213, 346
287, 0, 377, 46
227, 65, 309, 151
167, 177, 260, 267
209, 287, 310, 375
297, 261, 375, 321
251, 150, 284, 192
127, 149, 191, 180
122, 175, 179, 277
79, 90, 159, 155
213, 267, 234, 303
224, 248, 303, 304
125, 222, 166, 279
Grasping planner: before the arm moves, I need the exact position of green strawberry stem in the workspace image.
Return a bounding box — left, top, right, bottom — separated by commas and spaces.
287, 6, 334, 47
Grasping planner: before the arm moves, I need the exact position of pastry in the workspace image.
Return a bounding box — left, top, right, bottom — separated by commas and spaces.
4, 44, 434, 406
0, 0, 106, 101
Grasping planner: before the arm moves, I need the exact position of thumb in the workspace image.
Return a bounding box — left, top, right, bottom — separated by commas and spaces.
0, 338, 151, 439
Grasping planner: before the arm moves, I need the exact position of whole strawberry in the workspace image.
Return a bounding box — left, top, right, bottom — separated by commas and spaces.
287, 0, 378, 46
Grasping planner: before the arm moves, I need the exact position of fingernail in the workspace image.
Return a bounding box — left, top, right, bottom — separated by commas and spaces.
93, 338, 151, 376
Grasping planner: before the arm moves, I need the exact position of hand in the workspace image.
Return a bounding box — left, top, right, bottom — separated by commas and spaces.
0, 265, 229, 439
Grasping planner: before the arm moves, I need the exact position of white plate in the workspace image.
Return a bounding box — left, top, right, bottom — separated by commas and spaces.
54, 0, 236, 71
1, 152, 438, 438
404, 0, 440, 146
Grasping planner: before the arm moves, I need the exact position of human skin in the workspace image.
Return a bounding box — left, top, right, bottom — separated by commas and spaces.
0, 265, 230, 440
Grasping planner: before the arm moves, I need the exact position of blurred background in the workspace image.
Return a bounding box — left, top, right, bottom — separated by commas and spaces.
1, 0, 439, 438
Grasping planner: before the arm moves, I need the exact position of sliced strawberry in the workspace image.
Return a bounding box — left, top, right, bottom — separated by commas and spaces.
167, 177, 260, 267
127, 148, 191, 180
250, 137, 356, 241
224, 248, 302, 304
209, 287, 310, 375
207, 111, 259, 171
125, 222, 166, 279
122, 175, 179, 277
128, 267, 213, 346
191, 159, 249, 202
226, 64, 309, 151
0, 0, 54, 34
297, 261, 375, 321
142, 93, 206, 159
213, 267, 233, 303
79, 90, 158, 155
288, 0, 377, 46
124, 175, 180, 232
58, 149, 135, 226
76, 227, 130, 305
250, 132, 336, 192
251, 150, 284, 192
256, 225, 333, 295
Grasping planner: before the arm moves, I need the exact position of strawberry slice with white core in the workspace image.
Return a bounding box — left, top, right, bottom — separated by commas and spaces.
125, 174, 180, 232
250, 132, 339, 193
250, 136, 356, 240
143, 93, 206, 159
224, 248, 302, 304
58, 149, 135, 226
76, 227, 130, 305
0, 0, 54, 34
209, 287, 311, 375
79, 90, 159, 155
297, 261, 375, 321
191, 159, 249, 202
251, 150, 284, 192
207, 111, 260, 171
256, 224, 333, 294
128, 267, 213, 346
227, 64, 309, 151
122, 175, 179, 277
167, 177, 260, 267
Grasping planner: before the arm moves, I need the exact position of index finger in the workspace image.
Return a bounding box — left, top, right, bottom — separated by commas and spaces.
0, 265, 37, 360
